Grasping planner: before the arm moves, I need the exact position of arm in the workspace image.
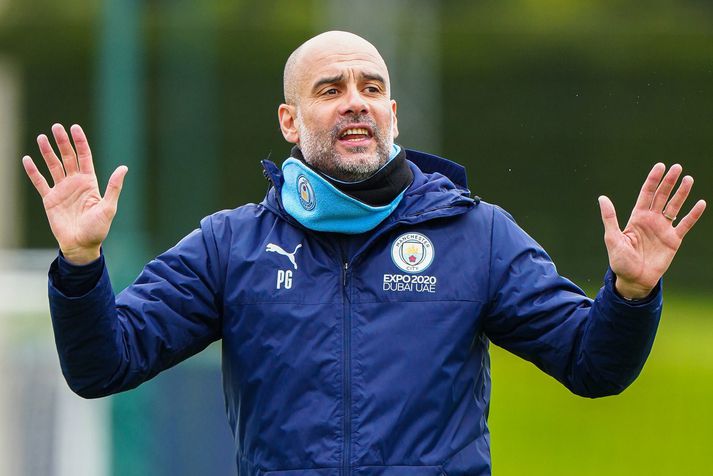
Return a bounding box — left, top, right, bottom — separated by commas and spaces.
484, 163, 705, 397
23, 124, 222, 398
483, 207, 662, 397
48, 220, 223, 398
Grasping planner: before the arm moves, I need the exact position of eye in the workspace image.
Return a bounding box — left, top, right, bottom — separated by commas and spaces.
365, 85, 381, 93
323, 88, 338, 96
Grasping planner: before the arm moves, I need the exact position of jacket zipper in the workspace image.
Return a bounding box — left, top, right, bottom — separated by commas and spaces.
342, 261, 352, 476
263, 161, 474, 473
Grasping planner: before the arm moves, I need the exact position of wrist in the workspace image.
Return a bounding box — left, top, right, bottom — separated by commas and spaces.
614, 276, 654, 300
61, 246, 101, 266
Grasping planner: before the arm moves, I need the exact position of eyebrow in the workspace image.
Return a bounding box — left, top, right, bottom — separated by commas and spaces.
312, 74, 345, 92
311, 72, 387, 93
360, 72, 386, 85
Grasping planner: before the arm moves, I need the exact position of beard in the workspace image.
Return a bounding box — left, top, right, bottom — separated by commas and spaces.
296, 112, 394, 182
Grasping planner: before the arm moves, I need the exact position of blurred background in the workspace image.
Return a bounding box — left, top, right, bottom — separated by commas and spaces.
0, 0, 711, 474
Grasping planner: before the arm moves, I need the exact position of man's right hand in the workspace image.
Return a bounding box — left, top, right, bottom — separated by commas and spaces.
22, 123, 128, 265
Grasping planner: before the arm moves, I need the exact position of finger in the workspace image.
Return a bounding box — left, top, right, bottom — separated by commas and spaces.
51, 123, 79, 175
598, 195, 621, 246
634, 163, 666, 211
70, 124, 94, 174
22, 156, 51, 198
103, 165, 128, 209
675, 199, 706, 239
662, 175, 693, 220
37, 134, 65, 185
651, 163, 683, 212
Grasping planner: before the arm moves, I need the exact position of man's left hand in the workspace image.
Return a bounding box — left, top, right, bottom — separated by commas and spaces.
598, 163, 706, 299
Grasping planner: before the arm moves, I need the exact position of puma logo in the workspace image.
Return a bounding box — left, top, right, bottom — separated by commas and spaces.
265, 243, 302, 270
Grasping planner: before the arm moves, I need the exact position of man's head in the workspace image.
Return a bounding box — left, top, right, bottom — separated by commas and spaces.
278, 31, 399, 181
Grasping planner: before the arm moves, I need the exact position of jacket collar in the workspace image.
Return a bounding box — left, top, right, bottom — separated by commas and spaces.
405, 149, 469, 191
260, 148, 475, 228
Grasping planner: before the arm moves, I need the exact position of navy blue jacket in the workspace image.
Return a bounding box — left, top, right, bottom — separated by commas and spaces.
48, 150, 662, 476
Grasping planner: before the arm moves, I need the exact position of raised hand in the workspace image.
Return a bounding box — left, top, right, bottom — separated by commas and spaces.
22, 124, 128, 265
598, 163, 706, 299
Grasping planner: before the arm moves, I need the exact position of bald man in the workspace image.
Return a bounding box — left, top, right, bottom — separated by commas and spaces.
24, 31, 705, 475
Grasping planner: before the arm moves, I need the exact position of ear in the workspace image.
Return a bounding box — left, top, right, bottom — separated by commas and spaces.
390, 99, 399, 139
278, 103, 299, 144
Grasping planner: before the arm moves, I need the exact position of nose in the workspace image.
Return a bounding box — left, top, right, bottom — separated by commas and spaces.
338, 85, 369, 116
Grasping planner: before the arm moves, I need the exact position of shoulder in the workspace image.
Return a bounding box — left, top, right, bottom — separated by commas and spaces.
448, 200, 535, 253
194, 202, 285, 254
459, 199, 510, 229
201, 202, 276, 232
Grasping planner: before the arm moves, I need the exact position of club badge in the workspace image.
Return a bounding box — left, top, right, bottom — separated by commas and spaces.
391, 232, 434, 273
297, 175, 316, 211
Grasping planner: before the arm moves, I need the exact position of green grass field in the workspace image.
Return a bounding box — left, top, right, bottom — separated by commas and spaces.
489, 293, 713, 475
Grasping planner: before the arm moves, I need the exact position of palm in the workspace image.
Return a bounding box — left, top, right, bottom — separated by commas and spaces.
608, 208, 682, 289
599, 163, 706, 298
22, 124, 127, 264
43, 173, 112, 250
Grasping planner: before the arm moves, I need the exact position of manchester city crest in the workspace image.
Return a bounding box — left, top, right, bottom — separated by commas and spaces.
391, 232, 434, 273
297, 175, 316, 211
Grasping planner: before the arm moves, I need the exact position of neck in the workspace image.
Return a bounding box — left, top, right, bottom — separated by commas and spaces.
290, 145, 411, 206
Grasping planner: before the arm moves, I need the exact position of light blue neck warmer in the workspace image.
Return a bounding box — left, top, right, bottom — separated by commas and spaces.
281, 145, 405, 234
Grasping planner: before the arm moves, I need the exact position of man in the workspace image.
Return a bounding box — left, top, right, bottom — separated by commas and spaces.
22, 31, 706, 475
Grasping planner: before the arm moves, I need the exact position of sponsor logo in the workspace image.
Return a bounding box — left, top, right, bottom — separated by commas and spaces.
266, 243, 302, 270
297, 175, 316, 211
390, 232, 434, 274
383, 273, 437, 293
266, 243, 302, 289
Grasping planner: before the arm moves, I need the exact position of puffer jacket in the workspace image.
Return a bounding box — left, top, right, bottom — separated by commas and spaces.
48, 149, 662, 476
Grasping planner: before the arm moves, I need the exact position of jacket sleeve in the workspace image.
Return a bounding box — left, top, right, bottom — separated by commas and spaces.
482, 206, 663, 398
48, 216, 224, 399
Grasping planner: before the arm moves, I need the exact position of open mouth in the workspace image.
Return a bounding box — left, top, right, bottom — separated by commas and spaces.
339, 127, 373, 142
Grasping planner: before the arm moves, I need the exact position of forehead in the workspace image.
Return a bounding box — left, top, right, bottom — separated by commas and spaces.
297, 46, 390, 90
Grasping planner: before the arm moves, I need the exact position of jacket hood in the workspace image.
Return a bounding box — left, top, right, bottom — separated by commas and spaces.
260, 148, 476, 227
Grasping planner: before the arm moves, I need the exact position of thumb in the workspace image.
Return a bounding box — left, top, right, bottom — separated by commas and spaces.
598, 195, 620, 246
103, 165, 128, 209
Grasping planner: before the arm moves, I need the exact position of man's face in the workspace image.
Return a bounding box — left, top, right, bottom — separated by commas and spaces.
281, 44, 399, 181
